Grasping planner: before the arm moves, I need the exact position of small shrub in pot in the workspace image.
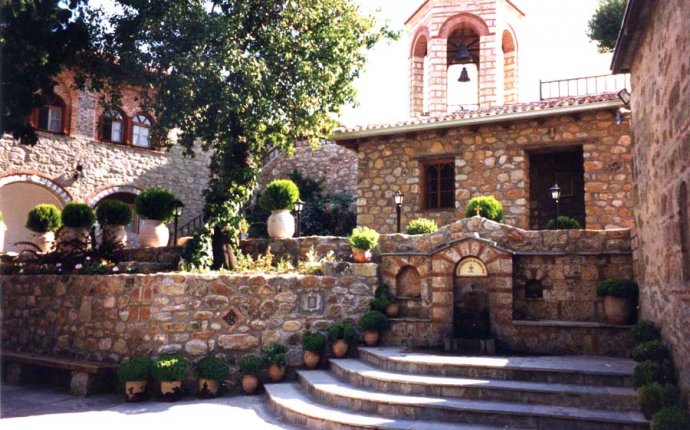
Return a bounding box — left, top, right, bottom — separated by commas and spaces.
302, 331, 326, 369
545, 215, 582, 230
135, 188, 177, 247
96, 200, 132, 226
405, 218, 438, 235
652, 406, 690, 430
348, 226, 379, 263
262, 343, 288, 382
632, 340, 670, 363
26, 204, 62, 233
632, 360, 675, 387
259, 179, 300, 211
239, 354, 262, 394
631, 320, 661, 345
638, 383, 680, 418
152, 355, 188, 401
117, 356, 152, 402
61, 202, 96, 228
195, 355, 229, 398
328, 321, 356, 358
464, 196, 503, 222
359, 310, 389, 346
596, 279, 638, 324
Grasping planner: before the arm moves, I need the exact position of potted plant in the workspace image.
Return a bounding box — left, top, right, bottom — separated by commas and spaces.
258, 179, 300, 239
262, 342, 288, 382
405, 218, 438, 235
117, 356, 152, 402
195, 355, 228, 398
596, 279, 639, 324
464, 196, 503, 222
59, 202, 96, 252
239, 354, 262, 394
25, 203, 62, 253
348, 226, 379, 263
359, 310, 390, 346
328, 321, 356, 358
135, 187, 176, 247
96, 199, 132, 248
374, 284, 399, 318
302, 331, 326, 369
151, 355, 188, 401
0, 211, 6, 254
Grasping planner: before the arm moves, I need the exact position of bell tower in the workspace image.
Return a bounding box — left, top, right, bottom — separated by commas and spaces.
407, 0, 523, 117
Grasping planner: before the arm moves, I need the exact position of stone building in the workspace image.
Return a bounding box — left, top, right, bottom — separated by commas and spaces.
0, 71, 211, 251
334, 0, 634, 234
612, 0, 690, 396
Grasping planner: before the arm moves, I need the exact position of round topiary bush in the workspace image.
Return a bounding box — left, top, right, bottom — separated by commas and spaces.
632, 320, 661, 345
151, 355, 188, 381
348, 226, 379, 250
26, 204, 62, 233
327, 321, 357, 342
405, 218, 438, 235
465, 196, 503, 222
652, 406, 690, 430
61, 202, 96, 228
135, 187, 177, 222
302, 330, 326, 352
117, 356, 152, 382
545, 216, 582, 230
359, 310, 390, 332
195, 356, 229, 381
639, 383, 666, 418
596, 279, 639, 299
96, 200, 133, 226
262, 343, 288, 366
632, 340, 671, 363
259, 179, 299, 211
238, 354, 262, 375
633, 360, 675, 387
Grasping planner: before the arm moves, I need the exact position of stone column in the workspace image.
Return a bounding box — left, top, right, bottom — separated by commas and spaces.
409, 56, 426, 117
478, 34, 498, 108
427, 37, 449, 116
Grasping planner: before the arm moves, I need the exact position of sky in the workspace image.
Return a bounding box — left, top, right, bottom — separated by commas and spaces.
341, 0, 615, 126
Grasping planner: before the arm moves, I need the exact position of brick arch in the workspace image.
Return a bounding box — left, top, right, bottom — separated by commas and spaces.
410, 26, 430, 58
501, 26, 518, 52
0, 172, 73, 204
86, 185, 143, 207
437, 12, 490, 39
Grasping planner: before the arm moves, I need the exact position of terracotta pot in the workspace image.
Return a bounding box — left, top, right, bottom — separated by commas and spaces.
139, 219, 169, 248
352, 247, 372, 263
603, 296, 633, 325
103, 224, 128, 248
267, 209, 295, 239
33, 231, 55, 253
364, 330, 380, 346
241, 374, 259, 394
124, 380, 149, 402
159, 380, 182, 401
385, 303, 400, 318
59, 227, 91, 252
267, 364, 285, 382
331, 339, 349, 358
303, 350, 320, 369
197, 378, 220, 398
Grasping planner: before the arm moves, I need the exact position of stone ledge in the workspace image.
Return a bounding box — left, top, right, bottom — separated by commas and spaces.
512, 320, 632, 329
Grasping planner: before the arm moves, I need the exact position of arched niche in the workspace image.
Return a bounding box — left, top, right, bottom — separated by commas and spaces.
501, 28, 518, 105
396, 265, 421, 298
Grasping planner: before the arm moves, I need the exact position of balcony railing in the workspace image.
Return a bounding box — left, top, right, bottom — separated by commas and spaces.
540, 73, 630, 100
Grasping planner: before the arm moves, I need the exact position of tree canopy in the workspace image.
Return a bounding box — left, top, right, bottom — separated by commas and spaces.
586, 0, 627, 53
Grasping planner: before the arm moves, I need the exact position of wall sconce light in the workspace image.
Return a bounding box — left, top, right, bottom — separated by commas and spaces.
170, 199, 185, 246
617, 88, 631, 105
73, 163, 84, 181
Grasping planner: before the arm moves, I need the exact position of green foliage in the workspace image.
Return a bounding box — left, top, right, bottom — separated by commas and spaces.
0, 210, 3, 223
632, 340, 671, 363
405, 218, 438, 235
632, 320, 661, 345
26, 204, 62, 233
633, 360, 676, 387
359, 310, 389, 332
369, 298, 389, 312
348, 226, 379, 250
545, 216, 582, 230
465, 196, 503, 222
375, 284, 395, 302
135, 188, 177, 222
151, 355, 188, 382
117, 357, 152, 382
61, 202, 96, 229
587, 0, 627, 53
596, 279, 639, 298
262, 343, 288, 366
302, 331, 326, 352
238, 354, 262, 376
96, 200, 132, 226
181, 228, 214, 270
652, 407, 690, 430
327, 321, 357, 342
639, 384, 680, 418
259, 179, 300, 211
195, 356, 229, 380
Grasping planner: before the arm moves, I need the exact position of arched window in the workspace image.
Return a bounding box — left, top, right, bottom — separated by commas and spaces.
525, 279, 544, 299
33, 93, 67, 134
101, 110, 125, 144
132, 114, 152, 148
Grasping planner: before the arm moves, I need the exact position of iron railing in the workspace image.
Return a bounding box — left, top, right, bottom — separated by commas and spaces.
176, 213, 205, 239
540, 73, 630, 100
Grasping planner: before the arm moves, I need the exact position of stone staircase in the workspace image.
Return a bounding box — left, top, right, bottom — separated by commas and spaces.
266, 347, 649, 430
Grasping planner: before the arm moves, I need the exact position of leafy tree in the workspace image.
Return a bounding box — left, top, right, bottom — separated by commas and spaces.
586, 0, 627, 53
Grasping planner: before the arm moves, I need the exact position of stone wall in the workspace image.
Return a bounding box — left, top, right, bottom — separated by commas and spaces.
240, 236, 352, 264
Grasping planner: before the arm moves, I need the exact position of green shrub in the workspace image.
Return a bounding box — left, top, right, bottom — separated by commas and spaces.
151, 355, 188, 381
238, 354, 262, 375
259, 179, 299, 211
652, 406, 690, 430
633, 360, 675, 387
135, 187, 177, 222
0, 210, 3, 223
369, 297, 389, 312
195, 356, 229, 380
26, 204, 62, 233
96, 200, 132, 226
596, 279, 639, 299
545, 216, 582, 230
632, 340, 670, 363
359, 310, 389, 332
117, 357, 152, 382
328, 322, 357, 342
375, 284, 395, 301
302, 331, 326, 352
61, 202, 96, 228
348, 226, 379, 250
405, 218, 438, 235
262, 343, 288, 366
638, 383, 679, 418
632, 320, 661, 345
465, 196, 503, 222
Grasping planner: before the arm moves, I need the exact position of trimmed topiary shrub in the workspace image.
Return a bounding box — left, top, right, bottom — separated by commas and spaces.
262, 343, 288, 366
632, 340, 671, 363
61, 202, 96, 228
632, 320, 661, 345
638, 383, 679, 418
151, 355, 188, 381
369, 297, 389, 312
238, 354, 262, 376
302, 331, 326, 352
348, 226, 379, 250
327, 321, 357, 342
652, 406, 690, 430
405, 218, 438, 235
596, 279, 639, 299
96, 200, 132, 226
359, 310, 389, 332
465, 196, 503, 222
195, 356, 229, 381
545, 215, 582, 230
633, 360, 675, 387
117, 356, 152, 382
26, 204, 62, 233
259, 179, 299, 211
135, 187, 176, 222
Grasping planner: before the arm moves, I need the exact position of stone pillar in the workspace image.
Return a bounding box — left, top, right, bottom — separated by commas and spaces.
503, 50, 517, 105
478, 34, 498, 108
427, 38, 449, 116
409, 55, 426, 117
430, 257, 455, 340
70, 371, 94, 396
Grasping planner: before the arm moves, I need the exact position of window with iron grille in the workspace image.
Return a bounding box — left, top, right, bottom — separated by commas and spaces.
422, 159, 455, 210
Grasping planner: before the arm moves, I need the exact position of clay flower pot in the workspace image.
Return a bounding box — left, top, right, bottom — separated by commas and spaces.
385, 303, 400, 318
139, 219, 169, 248
331, 339, 349, 358
103, 224, 128, 248
267, 209, 295, 239
197, 378, 220, 398
124, 380, 149, 402
159, 380, 182, 401
303, 351, 320, 369
267, 364, 285, 382
363, 330, 380, 346
33, 231, 55, 253
351, 247, 372, 263
241, 374, 259, 394
603, 296, 633, 325
59, 227, 91, 252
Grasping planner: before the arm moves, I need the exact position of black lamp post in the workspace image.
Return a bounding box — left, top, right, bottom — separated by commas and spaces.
549, 184, 561, 229
394, 190, 404, 233
170, 200, 184, 246
294, 199, 304, 238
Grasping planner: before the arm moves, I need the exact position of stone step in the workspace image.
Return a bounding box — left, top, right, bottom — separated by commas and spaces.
330, 359, 639, 411
297, 370, 649, 430
265, 382, 528, 430
359, 347, 635, 387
